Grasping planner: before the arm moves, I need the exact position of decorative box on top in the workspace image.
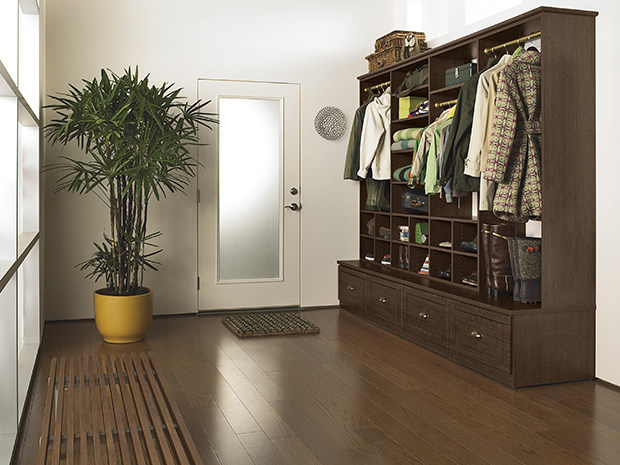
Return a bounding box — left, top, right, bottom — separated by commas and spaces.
366, 31, 429, 73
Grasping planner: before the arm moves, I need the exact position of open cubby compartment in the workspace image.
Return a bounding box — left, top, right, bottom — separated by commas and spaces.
430, 219, 452, 248
410, 217, 429, 245
392, 242, 410, 270
358, 72, 390, 105
360, 236, 376, 262
392, 183, 426, 216
375, 213, 391, 240
360, 211, 375, 237
361, 178, 390, 212
375, 239, 392, 267
390, 152, 414, 186
429, 192, 473, 219
410, 245, 429, 274
453, 253, 479, 288
429, 40, 478, 91
477, 16, 541, 71
453, 221, 478, 254
429, 87, 461, 121
391, 215, 410, 244
429, 249, 451, 280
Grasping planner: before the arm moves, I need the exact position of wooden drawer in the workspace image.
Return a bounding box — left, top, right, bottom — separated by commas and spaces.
403, 289, 449, 347
338, 269, 366, 316
449, 302, 511, 373
367, 279, 401, 326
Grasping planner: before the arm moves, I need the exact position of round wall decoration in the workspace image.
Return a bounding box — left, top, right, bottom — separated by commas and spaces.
314, 106, 347, 141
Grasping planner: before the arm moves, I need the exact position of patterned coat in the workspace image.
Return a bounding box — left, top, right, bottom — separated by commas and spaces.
484, 50, 542, 222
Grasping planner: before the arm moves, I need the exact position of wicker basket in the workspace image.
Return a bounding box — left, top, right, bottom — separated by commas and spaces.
375, 30, 427, 52
365, 46, 402, 72
367, 31, 428, 72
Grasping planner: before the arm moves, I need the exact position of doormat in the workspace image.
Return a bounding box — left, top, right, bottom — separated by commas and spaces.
222, 312, 320, 337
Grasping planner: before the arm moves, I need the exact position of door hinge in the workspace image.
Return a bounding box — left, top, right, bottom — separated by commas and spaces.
197, 189, 201, 203
197, 276, 200, 290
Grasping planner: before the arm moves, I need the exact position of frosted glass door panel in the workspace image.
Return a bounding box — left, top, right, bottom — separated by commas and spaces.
218, 97, 283, 282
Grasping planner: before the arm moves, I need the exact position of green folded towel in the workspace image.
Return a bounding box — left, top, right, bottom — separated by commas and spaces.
393, 127, 423, 142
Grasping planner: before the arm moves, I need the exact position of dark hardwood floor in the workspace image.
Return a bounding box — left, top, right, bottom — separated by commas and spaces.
12, 307, 620, 464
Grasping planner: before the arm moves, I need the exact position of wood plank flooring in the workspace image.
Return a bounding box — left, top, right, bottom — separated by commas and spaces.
12, 307, 620, 464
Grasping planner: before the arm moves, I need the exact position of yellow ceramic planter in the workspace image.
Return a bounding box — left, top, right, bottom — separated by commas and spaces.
94, 288, 153, 343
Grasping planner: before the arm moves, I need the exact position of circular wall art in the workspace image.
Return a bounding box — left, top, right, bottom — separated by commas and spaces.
314, 106, 347, 141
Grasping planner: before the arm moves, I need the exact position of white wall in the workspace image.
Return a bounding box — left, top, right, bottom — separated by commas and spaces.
42, 0, 394, 319
411, 0, 619, 386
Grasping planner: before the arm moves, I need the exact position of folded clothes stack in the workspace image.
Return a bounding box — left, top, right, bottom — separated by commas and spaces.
391, 127, 424, 152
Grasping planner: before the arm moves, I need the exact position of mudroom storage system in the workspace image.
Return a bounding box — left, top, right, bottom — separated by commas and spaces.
338, 7, 597, 388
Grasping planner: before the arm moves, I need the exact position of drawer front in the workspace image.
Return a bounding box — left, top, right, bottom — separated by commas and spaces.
450, 302, 511, 373
367, 280, 401, 326
403, 290, 449, 346
338, 270, 366, 315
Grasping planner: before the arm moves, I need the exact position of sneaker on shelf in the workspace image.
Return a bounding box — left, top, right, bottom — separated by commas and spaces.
381, 254, 391, 265
461, 236, 478, 253
365, 254, 375, 261
461, 272, 478, 286
439, 241, 452, 248
438, 265, 451, 279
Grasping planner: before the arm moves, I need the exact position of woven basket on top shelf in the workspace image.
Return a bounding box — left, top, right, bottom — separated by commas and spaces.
366, 30, 428, 72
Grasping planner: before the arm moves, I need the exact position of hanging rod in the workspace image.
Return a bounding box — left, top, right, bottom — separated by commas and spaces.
364, 81, 390, 92
435, 99, 458, 109
484, 31, 541, 55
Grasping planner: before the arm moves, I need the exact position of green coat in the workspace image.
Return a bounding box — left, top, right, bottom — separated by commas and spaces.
440, 58, 498, 192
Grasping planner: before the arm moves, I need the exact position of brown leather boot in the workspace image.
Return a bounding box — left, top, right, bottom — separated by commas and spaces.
482, 223, 517, 297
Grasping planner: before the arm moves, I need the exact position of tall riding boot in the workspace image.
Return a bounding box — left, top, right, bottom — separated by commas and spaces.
481, 226, 492, 292
506, 237, 521, 302
514, 237, 542, 303
482, 223, 517, 297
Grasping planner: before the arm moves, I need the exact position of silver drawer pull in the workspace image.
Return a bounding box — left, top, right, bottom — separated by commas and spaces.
471, 331, 483, 339
379, 297, 387, 303
418, 312, 429, 319
347, 285, 355, 291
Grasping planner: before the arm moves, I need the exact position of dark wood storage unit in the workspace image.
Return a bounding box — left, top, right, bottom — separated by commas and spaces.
339, 7, 597, 388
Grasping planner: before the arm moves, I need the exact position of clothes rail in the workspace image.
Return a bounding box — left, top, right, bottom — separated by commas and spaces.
364, 81, 390, 92
435, 99, 458, 109
484, 31, 541, 55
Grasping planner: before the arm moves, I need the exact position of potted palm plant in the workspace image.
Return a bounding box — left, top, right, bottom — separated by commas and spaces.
45, 68, 217, 343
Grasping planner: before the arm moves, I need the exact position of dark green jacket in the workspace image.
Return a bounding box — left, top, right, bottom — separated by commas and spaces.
343, 102, 370, 181
440, 58, 499, 192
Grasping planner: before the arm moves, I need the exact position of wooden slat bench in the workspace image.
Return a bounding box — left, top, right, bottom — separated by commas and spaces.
38, 352, 203, 464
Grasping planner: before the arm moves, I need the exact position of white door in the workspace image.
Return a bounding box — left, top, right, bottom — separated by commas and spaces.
198, 79, 301, 311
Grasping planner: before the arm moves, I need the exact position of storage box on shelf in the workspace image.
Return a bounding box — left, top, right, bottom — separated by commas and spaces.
340, 7, 596, 388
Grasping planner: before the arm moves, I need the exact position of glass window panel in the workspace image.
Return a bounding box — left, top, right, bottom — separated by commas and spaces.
218, 97, 283, 282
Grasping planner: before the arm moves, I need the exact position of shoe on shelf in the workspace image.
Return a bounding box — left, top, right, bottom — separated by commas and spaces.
460, 236, 478, 253
438, 265, 451, 279
365, 254, 375, 261
381, 254, 391, 265
461, 272, 477, 286
439, 241, 452, 248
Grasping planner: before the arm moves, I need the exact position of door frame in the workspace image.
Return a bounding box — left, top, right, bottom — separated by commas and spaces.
197, 79, 301, 312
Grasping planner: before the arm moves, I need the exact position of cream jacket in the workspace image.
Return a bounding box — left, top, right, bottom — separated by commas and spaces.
357, 88, 391, 180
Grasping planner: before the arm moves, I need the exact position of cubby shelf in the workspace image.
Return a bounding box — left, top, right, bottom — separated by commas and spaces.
340, 6, 597, 388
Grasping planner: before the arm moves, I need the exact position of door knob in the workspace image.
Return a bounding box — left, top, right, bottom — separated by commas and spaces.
285, 203, 301, 211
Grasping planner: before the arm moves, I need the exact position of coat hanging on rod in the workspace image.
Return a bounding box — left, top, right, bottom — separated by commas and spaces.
364, 81, 390, 93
